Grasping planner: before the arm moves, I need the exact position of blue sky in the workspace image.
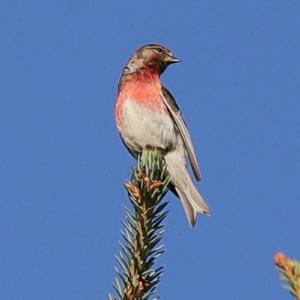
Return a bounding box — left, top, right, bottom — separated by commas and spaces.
0, 0, 299, 299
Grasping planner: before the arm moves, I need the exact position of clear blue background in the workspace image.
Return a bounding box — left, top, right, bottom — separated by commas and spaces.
0, 0, 299, 299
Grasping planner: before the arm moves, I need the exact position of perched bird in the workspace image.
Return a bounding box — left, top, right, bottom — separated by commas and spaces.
115, 44, 210, 227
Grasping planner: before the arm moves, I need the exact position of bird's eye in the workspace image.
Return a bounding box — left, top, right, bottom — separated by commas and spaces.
154, 48, 163, 54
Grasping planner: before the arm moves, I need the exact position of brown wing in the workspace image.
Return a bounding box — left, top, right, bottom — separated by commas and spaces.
162, 87, 202, 181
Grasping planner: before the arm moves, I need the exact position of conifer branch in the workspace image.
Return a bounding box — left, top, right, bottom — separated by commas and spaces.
109, 148, 171, 300
275, 252, 300, 300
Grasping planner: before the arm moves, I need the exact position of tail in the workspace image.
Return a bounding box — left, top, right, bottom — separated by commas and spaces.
165, 150, 210, 228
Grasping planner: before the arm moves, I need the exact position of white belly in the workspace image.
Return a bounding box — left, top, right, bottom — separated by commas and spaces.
120, 99, 178, 154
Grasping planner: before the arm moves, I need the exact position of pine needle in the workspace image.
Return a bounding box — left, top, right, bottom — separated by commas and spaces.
110, 148, 170, 300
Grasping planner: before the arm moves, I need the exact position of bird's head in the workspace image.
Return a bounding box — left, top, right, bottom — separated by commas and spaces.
123, 44, 180, 76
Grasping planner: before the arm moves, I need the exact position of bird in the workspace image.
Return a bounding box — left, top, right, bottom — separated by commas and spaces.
115, 44, 210, 227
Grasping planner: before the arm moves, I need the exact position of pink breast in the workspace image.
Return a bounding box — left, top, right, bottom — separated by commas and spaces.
115, 75, 168, 129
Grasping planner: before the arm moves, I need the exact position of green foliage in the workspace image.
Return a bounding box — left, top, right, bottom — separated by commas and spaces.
275, 252, 300, 300
109, 148, 171, 300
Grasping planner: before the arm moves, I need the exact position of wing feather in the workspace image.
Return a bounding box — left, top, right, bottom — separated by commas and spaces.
162, 87, 202, 181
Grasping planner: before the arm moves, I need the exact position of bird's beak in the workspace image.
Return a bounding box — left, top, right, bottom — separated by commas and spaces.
166, 54, 181, 64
